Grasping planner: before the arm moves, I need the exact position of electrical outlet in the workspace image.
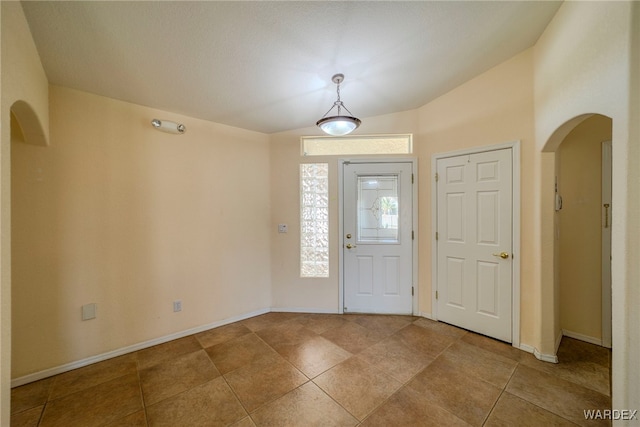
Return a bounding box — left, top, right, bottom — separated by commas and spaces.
173, 300, 182, 312
278, 224, 288, 233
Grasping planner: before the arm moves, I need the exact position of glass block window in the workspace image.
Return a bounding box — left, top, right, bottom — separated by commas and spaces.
300, 163, 329, 277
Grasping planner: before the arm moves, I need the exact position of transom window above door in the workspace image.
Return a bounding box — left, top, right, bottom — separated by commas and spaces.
301, 134, 412, 156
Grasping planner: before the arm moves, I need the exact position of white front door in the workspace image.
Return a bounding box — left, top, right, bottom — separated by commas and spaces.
342, 161, 414, 314
436, 149, 513, 342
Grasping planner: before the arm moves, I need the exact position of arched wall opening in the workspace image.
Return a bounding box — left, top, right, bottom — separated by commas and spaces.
556, 114, 612, 350
10, 101, 48, 147
541, 113, 613, 370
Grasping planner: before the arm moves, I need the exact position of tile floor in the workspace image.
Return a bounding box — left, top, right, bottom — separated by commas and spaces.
11, 313, 611, 426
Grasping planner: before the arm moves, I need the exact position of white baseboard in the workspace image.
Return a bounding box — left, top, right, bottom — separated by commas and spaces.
561, 329, 603, 346
11, 307, 271, 388
516, 330, 603, 366
534, 347, 559, 363
519, 343, 559, 363
270, 307, 340, 314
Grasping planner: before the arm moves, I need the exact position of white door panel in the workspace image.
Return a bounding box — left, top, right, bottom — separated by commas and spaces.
436, 149, 512, 342
343, 162, 413, 314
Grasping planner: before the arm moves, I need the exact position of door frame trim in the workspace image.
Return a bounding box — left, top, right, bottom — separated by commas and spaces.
338, 158, 419, 315
431, 141, 521, 348
601, 140, 612, 348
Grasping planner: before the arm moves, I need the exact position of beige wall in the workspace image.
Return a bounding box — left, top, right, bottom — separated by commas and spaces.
416, 50, 535, 347
3, 0, 640, 420
557, 115, 612, 341
533, 0, 638, 411
11, 86, 272, 378
269, 50, 535, 346
1, 2, 50, 424
270, 110, 419, 312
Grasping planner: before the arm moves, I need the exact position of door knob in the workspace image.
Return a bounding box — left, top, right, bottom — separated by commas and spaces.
346, 244, 357, 249
492, 252, 509, 259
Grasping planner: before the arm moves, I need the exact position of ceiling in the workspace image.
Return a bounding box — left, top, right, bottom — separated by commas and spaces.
21, 1, 562, 134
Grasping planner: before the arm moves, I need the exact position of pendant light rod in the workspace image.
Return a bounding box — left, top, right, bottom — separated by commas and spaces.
316, 73, 361, 136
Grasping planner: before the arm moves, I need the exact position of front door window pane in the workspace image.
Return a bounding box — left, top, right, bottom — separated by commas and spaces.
357, 175, 399, 243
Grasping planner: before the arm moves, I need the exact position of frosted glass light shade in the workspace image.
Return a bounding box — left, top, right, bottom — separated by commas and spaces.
316, 115, 361, 136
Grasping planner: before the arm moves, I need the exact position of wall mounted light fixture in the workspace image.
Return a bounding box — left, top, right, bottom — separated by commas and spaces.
151, 119, 186, 134
316, 74, 361, 136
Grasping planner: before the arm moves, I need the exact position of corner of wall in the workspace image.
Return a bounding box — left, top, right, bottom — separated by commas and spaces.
1, 2, 50, 424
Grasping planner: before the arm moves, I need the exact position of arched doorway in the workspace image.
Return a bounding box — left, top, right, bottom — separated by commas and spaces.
541, 113, 613, 395
556, 114, 612, 349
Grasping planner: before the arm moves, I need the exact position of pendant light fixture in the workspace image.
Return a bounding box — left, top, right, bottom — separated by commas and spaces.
316, 73, 361, 136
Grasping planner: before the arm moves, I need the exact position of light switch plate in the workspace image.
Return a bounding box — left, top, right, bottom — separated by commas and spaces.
82, 303, 96, 321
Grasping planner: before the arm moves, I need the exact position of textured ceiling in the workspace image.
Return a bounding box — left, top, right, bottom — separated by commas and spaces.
21, 1, 562, 134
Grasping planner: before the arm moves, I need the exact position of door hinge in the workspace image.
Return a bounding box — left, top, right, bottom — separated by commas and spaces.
435, 290, 439, 300
412, 230, 415, 240
435, 231, 439, 241
435, 172, 439, 182
412, 286, 414, 296
411, 173, 414, 184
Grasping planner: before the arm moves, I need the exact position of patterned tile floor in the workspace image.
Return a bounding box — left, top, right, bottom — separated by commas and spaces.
11, 313, 611, 426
